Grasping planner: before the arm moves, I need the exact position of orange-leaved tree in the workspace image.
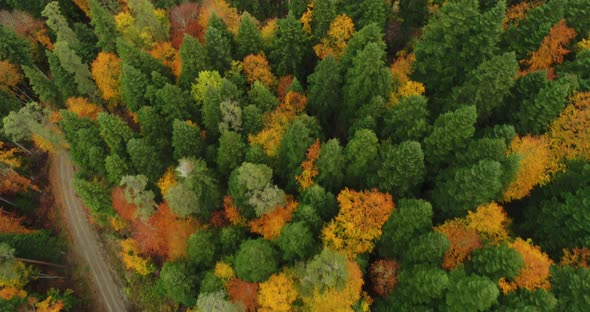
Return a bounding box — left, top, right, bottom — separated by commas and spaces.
250, 198, 298, 240
112, 187, 137, 223
0, 211, 36, 234
242, 53, 277, 89
35, 295, 65, 312
248, 91, 307, 157
0, 60, 23, 93
560, 247, 589, 268
519, 19, 576, 78
369, 259, 398, 297
389, 52, 425, 104
295, 139, 321, 191
503, 135, 553, 201
322, 188, 395, 258
157, 167, 177, 196
91, 52, 121, 105
313, 14, 355, 60
224, 195, 247, 226
503, 0, 544, 28
65, 97, 101, 120
149, 41, 181, 78
257, 272, 298, 312
227, 278, 259, 312
498, 238, 552, 294
436, 219, 483, 270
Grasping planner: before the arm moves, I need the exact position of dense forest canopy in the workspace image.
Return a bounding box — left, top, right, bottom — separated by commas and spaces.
1, 0, 590, 311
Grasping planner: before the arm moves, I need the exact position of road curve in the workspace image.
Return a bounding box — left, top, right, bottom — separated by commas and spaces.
52, 151, 128, 312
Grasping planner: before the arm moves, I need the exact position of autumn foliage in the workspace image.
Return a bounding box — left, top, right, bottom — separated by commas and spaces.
548, 92, 590, 164
303, 260, 364, 311
157, 167, 177, 196
0, 60, 23, 92
91, 52, 122, 104
465, 202, 510, 243
295, 139, 321, 191
249, 91, 307, 157
504, 135, 553, 201
249, 198, 298, 240
149, 41, 181, 78
227, 278, 259, 312
224, 195, 247, 226
0, 171, 37, 195
313, 14, 355, 59
436, 219, 483, 270
519, 19, 576, 78
112, 187, 137, 223
169, 2, 203, 47
131, 203, 198, 260
504, 0, 543, 28
119, 238, 154, 276
560, 247, 590, 268
257, 272, 298, 312
198, 0, 241, 34
242, 53, 277, 88
0, 211, 36, 234
65, 97, 101, 120
369, 259, 398, 297
322, 188, 395, 258
498, 238, 552, 294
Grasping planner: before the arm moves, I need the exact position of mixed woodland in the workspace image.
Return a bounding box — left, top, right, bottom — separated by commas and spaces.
1, 0, 590, 311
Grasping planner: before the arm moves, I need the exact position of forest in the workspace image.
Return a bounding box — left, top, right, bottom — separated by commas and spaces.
1, 0, 590, 311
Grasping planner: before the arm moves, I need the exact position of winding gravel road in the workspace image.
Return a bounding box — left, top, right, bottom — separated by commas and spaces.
53, 151, 127, 312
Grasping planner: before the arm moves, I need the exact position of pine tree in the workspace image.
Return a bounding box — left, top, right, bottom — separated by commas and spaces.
120, 63, 149, 112
358, 0, 387, 30
205, 15, 234, 73
342, 42, 391, 128
53, 41, 99, 100
377, 141, 425, 197
307, 54, 342, 129
88, 0, 117, 52
271, 13, 308, 77
42, 2, 79, 46
21, 65, 62, 106
178, 35, 207, 89
381, 95, 431, 143
311, 0, 336, 40
237, 12, 263, 59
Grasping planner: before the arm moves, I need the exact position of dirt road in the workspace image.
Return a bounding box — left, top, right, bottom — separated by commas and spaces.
52, 151, 128, 312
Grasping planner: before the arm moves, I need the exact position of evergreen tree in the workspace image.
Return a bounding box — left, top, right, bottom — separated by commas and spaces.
97, 112, 135, 156
187, 230, 216, 270
116, 38, 171, 79
127, 138, 164, 182
445, 271, 500, 312
399, 0, 429, 29
89, 0, 117, 52
339, 23, 386, 74
248, 81, 278, 113
271, 13, 308, 77
205, 15, 234, 73
47, 51, 78, 99
235, 239, 278, 282
423, 106, 477, 171
42, 1, 79, 46
447, 52, 519, 122
413, 0, 506, 99
172, 119, 202, 161
179, 35, 207, 89
358, 0, 387, 30
0, 25, 34, 66
217, 130, 246, 177
378, 198, 433, 258
53, 41, 99, 100
343, 42, 391, 127
311, 0, 336, 40
377, 141, 425, 197
307, 54, 342, 129
276, 221, 317, 262
237, 12, 263, 59
470, 244, 524, 281
120, 63, 149, 112
315, 138, 345, 193
381, 95, 431, 143
344, 129, 379, 188
157, 262, 197, 306
21, 65, 62, 106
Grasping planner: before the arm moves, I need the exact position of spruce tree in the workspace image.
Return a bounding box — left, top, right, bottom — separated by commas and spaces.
237, 12, 263, 59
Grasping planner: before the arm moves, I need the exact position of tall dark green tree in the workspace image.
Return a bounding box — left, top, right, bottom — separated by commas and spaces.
377, 141, 425, 197
89, 0, 117, 52
205, 15, 234, 73
311, 0, 336, 40
358, 0, 387, 30
381, 95, 431, 143
97, 112, 135, 156
172, 119, 203, 161
307, 54, 342, 130
217, 130, 246, 177
342, 42, 391, 127
179, 34, 208, 89
423, 105, 477, 171
344, 129, 379, 188
0, 25, 34, 66
270, 13, 308, 77
127, 137, 164, 182
237, 12, 263, 59
21, 65, 62, 106
413, 0, 506, 99
315, 139, 345, 193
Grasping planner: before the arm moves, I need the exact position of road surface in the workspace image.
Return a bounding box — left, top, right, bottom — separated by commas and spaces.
53, 151, 128, 312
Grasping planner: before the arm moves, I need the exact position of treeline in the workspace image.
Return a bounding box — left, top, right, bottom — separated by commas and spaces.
1, 0, 590, 311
